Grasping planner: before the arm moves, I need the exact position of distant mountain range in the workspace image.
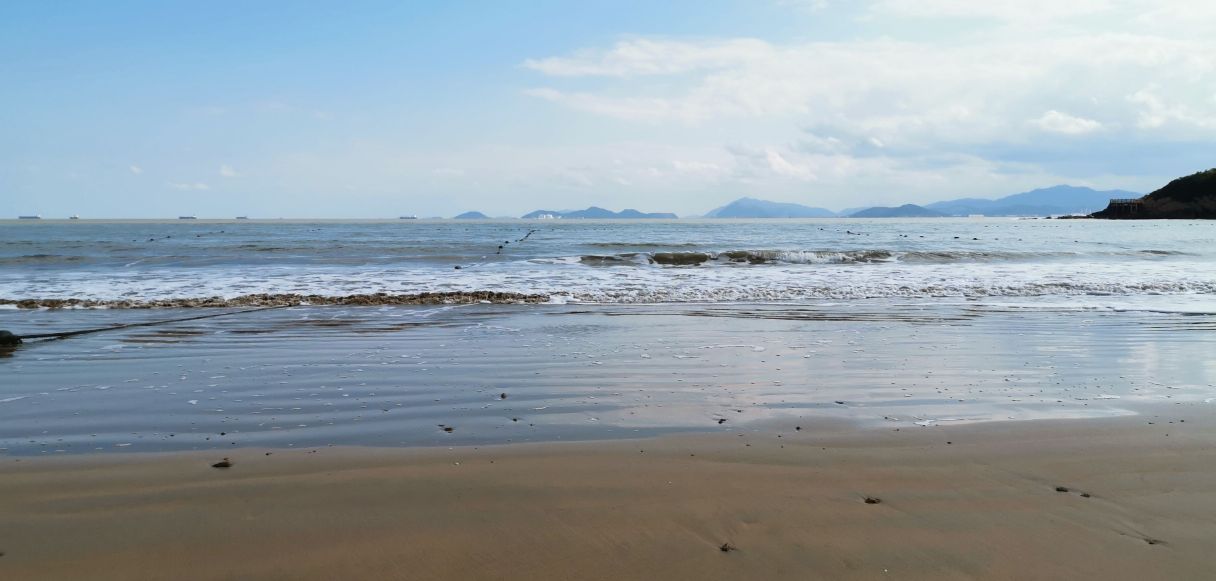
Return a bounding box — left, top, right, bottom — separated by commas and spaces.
521, 207, 678, 219
849, 204, 946, 218
922, 185, 1136, 216
1092, 168, 1216, 219
450, 184, 1149, 221
705, 197, 836, 218
834, 185, 1138, 218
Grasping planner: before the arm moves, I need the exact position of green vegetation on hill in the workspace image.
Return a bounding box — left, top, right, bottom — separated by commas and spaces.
1092, 168, 1216, 219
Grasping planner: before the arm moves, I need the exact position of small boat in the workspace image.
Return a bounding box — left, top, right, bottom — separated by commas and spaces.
399, 215, 418, 220
18, 215, 42, 220
235, 216, 249, 220
178, 215, 198, 220
69, 215, 80, 220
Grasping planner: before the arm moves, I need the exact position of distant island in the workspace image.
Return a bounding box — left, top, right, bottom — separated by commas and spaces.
439, 180, 1183, 222
521, 207, 677, 219
704, 197, 835, 218
849, 204, 946, 218
1091, 168, 1216, 219
836, 185, 1138, 218
924, 185, 1137, 216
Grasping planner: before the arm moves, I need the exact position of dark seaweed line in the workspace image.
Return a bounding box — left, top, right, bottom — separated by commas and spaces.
0, 291, 550, 310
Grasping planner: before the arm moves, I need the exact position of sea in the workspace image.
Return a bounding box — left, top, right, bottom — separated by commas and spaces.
2, 218, 1215, 308
2, 218, 1214, 455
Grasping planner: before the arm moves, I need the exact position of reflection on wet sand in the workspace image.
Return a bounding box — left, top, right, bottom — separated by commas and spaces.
1, 302, 1213, 455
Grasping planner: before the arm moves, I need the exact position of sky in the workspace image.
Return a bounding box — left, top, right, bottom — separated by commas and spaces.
2, 0, 1215, 218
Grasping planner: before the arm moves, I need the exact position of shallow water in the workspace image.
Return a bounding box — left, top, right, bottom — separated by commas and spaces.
2, 302, 1213, 455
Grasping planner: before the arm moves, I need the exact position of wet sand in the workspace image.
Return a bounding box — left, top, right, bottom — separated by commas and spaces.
3, 408, 1214, 580
5, 303, 1215, 454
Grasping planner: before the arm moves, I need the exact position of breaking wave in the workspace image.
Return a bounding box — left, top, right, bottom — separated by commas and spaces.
4, 280, 1215, 309
552, 280, 1216, 304
576, 249, 1187, 267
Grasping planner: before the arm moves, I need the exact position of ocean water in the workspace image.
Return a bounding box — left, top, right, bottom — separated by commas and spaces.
1, 218, 1215, 309
2, 218, 1216, 454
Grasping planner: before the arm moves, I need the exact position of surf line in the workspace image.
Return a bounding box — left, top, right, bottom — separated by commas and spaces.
0, 305, 292, 347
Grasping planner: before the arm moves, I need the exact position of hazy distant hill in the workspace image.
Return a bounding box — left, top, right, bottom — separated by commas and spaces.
521, 206, 677, 219
1092, 168, 1216, 219
452, 211, 489, 219
705, 197, 836, 218
850, 204, 946, 218
925, 185, 1136, 216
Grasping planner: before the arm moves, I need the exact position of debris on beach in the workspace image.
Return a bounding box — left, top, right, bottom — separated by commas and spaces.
719, 543, 737, 552
863, 496, 882, 504
211, 458, 232, 468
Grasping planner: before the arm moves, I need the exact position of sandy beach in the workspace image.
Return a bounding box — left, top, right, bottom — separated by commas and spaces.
3, 406, 1213, 580
8, 1, 1216, 578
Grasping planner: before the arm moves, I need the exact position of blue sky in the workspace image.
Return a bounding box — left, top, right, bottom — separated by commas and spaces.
2, 0, 1215, 218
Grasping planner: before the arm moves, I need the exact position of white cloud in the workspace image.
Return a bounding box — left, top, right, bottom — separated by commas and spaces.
523, 31, 1216, 146
1031, 110, 1104, 134
1127, 86, 1216, 129
201, 0, 1216, 215
778, 0, 831, 12
671, 160, 727, 177
555, 169, 594, 188
219, 164, 238, 177
168, 182, 210, 191
524, 88, 698, 123
765, 149, 817, 180
129, 165, 143, 175
867, 0, 1113, 23
524, 38, 773, 77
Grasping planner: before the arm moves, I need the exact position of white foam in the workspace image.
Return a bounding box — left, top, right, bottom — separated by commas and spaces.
2, 244, 1214, 307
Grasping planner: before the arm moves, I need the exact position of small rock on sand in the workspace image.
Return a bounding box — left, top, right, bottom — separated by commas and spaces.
211, 458, 232, 469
